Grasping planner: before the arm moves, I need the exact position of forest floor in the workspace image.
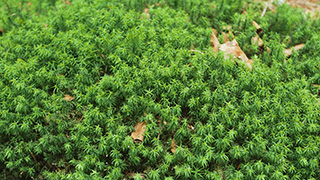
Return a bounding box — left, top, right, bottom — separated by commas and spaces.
282, 0, 320, 15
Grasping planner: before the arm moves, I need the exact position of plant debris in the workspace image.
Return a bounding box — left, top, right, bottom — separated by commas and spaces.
131, 122, 147, 142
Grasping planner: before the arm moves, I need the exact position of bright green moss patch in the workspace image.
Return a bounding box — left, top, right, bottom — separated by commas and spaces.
0, 0, 320, 179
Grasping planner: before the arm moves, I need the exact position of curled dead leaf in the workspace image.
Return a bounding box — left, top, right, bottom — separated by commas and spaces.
171, 139, 177, 153
210, 28, 220, 52
144, 7, 150, 19
252, 34, 264, 47
222, 25, 232, 31
63, 0, 71, 5
284, 44, 305, 57
246, 59, 254, 71
313, 84, 320, 89
131, 122, 147, 142
222, 32, 230, 43
220, 39, 252, 70
63, 94, 74, 101
187, 125, 194, 130
127, 172, 146, 179
252, 21, 263, 35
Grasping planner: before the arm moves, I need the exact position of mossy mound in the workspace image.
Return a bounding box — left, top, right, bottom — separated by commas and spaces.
0, 0, 320, 179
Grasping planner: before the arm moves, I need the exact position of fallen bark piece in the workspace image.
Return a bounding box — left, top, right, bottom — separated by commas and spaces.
131, 122, 147, 142
284, 44, 305, 57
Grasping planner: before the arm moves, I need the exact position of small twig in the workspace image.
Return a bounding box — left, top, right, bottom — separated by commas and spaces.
30, 152, 38, 164
191, 49, 204, 54
261, 0, 273, 18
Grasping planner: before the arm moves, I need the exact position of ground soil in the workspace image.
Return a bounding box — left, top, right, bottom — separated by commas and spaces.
286, 0, 320, 16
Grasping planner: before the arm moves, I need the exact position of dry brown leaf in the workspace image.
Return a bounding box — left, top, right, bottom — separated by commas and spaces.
252, 21, 263, 35
252, 34, 264, 47
220, 39, 248, 61
210, 28, 220, 52
187, 125, 194, 130
251, 21, 264, 47
131, 122, 147, 142
222, 25, 232, 31
287, 0, 320, 17
222, 32, 229, 43
247, 59, 254, 71
220, 39, 252, 70
313, 84, 320, 89
284, 44, 305, 57
144, 7, 150, 18
63, 94, 74, 101
171, 139, 177, 153
62, 0, 71, 5
127, 172, 146, 179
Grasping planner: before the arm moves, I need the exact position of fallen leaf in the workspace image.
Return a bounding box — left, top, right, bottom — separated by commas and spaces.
220, 39, 249, 62
252, 21, 263, 35
251, 34, 264, 47
63, 0, 71, 5
210, 28, 220, 52
144, 7, 150, 18
127, 172, 146, 179
246, 59, 254, 70
284, 44, 305, 57
171, 139, 177, 153
313, 84, 320, 89
187, 125, 194, 130
222, 25, 232, 31
63, 94, 74, 101
131, 122, 147, 142
222, 32, 230, 43
220, 39, 252, 70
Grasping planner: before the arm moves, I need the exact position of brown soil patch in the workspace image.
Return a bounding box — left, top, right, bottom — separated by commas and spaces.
286, 0, 320, 16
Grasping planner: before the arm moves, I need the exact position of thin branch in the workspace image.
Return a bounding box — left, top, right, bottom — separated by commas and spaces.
261, 0, 273, 18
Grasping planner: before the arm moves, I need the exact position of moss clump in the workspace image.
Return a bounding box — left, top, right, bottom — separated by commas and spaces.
0, 0, 319, 179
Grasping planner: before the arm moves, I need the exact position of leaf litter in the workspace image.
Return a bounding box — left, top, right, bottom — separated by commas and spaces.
131, 121, 147, 142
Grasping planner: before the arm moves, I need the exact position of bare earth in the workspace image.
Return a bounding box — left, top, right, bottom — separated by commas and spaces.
286, 0, 320, 16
